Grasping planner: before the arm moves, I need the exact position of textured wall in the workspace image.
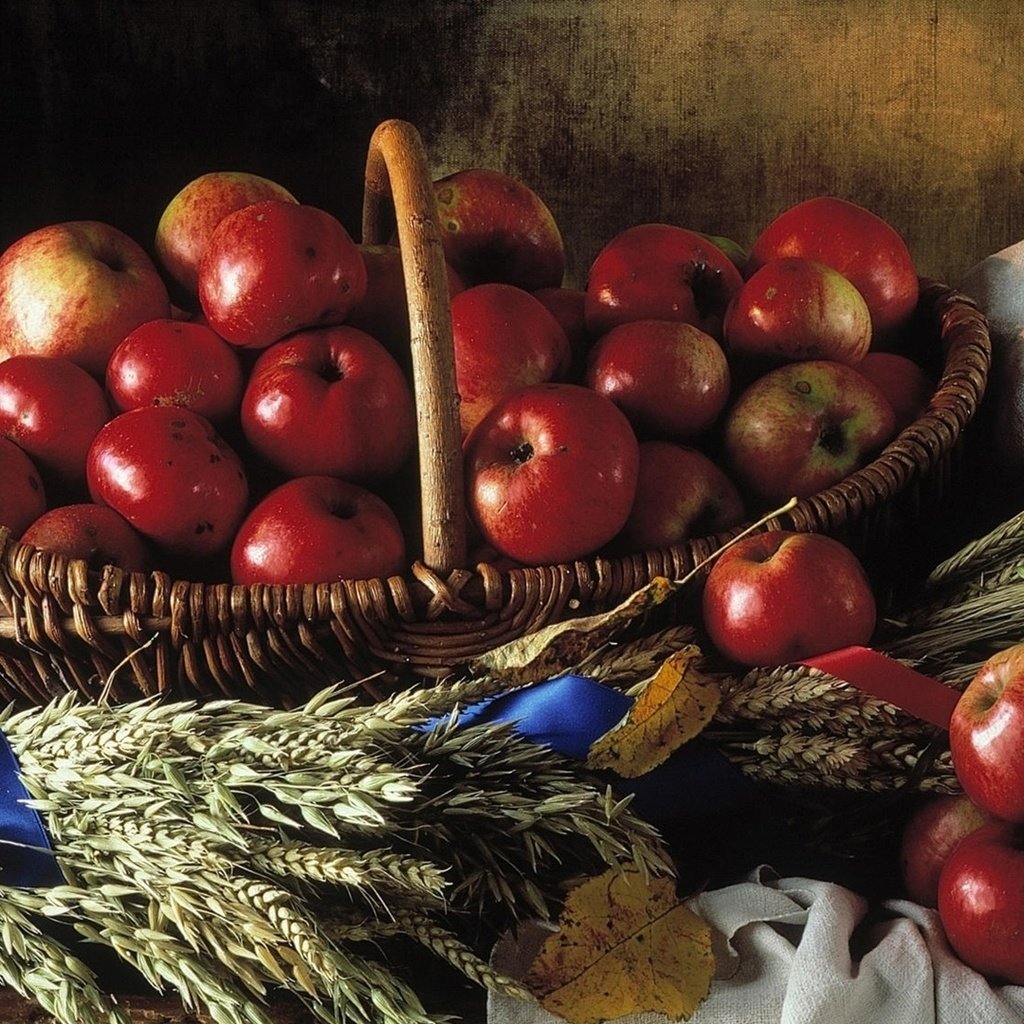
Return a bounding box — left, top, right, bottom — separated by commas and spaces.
1, 1, 1021, 288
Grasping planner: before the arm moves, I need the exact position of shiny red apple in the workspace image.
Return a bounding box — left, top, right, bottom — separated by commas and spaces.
198, 199, 367, 349
230, 475, 406, 585
700, 529, 877, 667
464, 382, 640, 566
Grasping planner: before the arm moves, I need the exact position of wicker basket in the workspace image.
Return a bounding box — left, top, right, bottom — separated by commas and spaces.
0, 119, 991, 708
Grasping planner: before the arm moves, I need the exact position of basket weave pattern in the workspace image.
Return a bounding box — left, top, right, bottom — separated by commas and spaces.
0, 121, 992, 707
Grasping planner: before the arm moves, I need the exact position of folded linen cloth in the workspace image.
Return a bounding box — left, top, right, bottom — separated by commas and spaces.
487, 865, 1024, 1024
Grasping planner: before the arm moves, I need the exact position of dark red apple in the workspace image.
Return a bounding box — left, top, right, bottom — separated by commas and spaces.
532, 286, 591, 379
0, 437, 47, 537
230, 475, 406, 585
451, 283, 571, 439
464, 382, 640, 566
105, 318, 245, 425
240, 325, 416, 482
198, 199, 367, 349
584, 223, 744, 340
614, 441, 745, 552
434, 167, 565, 291
747, 196, 919, 346
700, 529, 877, 667
855, 351, 934, 433
722, 359, 897, 504
584, 319, 731, 441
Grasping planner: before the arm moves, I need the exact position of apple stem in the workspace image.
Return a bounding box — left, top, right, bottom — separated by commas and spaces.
674, 495, 800, 587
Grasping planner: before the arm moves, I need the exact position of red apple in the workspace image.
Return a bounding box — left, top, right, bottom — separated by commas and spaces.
532, 286, 591, 379
747, 196, 919, 346
434, 167, 565, 291
614, 441, 745, 552
154, 170, 298, 305
948, 644, 1024, 823
0, 221, 170, 377
198, 199, 367, 350
0, 354, 111, 487
451, 283, 571, 439
105, 318, 245, 424
584, 223, 744, 340
937, 820, 1024, 984
0, 437, 47, 537
723, 257, 872, 370
87, 406, 248, 561
21, 503, 151, 573
240, 325, 416, 482
346, 243, 464, 364
855, 351, 934, 433
722, 359, 897, 504
584, 319, 731, 441
700, 529, 877, 667
230, 475, 406, 585
464, 382, 640, 566
899, 794, 995, 908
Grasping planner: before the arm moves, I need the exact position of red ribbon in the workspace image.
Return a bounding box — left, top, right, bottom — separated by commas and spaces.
800, 645, 961, 730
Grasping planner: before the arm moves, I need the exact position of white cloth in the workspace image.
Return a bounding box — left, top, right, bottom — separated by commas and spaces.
487, 866, 1024, 1024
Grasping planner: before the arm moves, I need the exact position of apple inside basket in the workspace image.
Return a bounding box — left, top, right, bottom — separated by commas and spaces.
0, 119, 991, 707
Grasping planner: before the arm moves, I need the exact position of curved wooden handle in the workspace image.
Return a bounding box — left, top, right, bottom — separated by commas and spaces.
362, 119, 466, 574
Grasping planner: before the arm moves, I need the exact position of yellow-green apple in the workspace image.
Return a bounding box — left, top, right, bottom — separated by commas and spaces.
105, 318, 244, 425
695, 231, 749, 272
614, 441, 745, 552
532, 286, 591, 379
230, 475, 406, 585
198, 200, 367, 350
0, 354, 111, 491
899, 794, 995, 908
0, 221, 170, 378
434, 168, 565, 291
584, 319, 731, 441
20, 503, 151, 573
346, 243, 464, 366
155, 170, 297, 306
854, 351, 934, 433
240, 325, 416, 482
86, 406, 248, 561
464, 382, 640, 565
746, 196, 919, 346
0, 436, 47, 537
722, 359, 897, 504
948, 644, 1024, 823
584, 223, 744, 339
723, 257, 872, 372
700, 529, 876, 667
937, 820, 1024, 984
451, 283, 571, 439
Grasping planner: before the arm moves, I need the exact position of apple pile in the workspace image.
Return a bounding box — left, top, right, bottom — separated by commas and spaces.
899, 645, 1024, 985
0, 158, 937, 588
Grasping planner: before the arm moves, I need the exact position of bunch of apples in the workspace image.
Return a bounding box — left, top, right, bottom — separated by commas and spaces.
899, 646, 1024, 986
0, 157, 935, 587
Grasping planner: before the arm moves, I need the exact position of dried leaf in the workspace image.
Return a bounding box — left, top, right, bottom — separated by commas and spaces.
525, 868, 714, 1024
586, 647, 721, 778
471, 577, 679, 686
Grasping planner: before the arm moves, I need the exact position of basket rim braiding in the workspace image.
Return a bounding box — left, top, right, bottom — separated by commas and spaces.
0, 119, 992, 707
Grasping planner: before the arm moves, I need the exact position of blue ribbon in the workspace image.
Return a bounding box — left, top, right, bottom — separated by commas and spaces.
420, 673, 758, 834
0, 732, 62, 888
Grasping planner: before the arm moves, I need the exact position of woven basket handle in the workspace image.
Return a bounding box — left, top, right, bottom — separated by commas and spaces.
362, 119, 467, 574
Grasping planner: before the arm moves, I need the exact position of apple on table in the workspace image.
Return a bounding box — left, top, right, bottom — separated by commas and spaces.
0, 220, 170, 378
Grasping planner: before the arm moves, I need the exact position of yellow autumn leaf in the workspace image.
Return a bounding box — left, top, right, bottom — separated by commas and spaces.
585, 646, 721, 778
525, 867, 714, 1024
470, 576, 679, 686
